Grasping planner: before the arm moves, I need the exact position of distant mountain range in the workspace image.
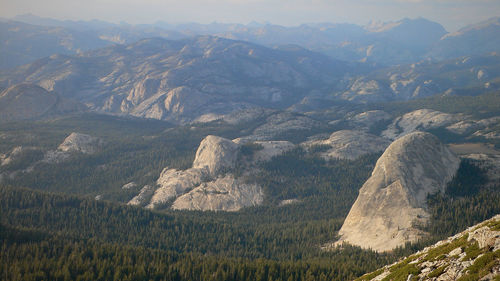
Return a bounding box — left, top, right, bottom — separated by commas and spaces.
336, 54, 500, 102
0, 20, 184, 69
0, 36, 351, 123
216, 17, 447, 65
2, 14, 500, 123
2, 13, 500, 281
2, 15, 500, 69
2, 31, 500, 122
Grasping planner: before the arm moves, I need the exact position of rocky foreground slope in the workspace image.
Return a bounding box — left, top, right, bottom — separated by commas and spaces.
355, 214, 500, 281
335, 132, 460, 252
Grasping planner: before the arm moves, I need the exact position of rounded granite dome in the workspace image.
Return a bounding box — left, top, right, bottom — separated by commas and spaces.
336, 131, 460, 252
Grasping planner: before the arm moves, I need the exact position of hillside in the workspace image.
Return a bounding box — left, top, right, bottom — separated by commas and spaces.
0, 84, 85, 121
337, 54, 500, 103
1, 12, 500, 281
356, 214, 500, 281
0, 36, 350, 123
430, 17, 500, 60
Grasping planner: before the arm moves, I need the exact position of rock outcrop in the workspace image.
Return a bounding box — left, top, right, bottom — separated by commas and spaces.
146, 168, 206, 209
335, 53, 500, 103
171, 175, 263, 211
348, 110, 392, 130
446, 116, 500, 137
128, 185, 155, 206
302, 130, 391, 160
192, 135, 239, 177
121, 182, 138, 190
355, 214, 500, 281
41, 132, 101, 164
234, 111, 326, 142
336, 132, 460, 252
382, 109, 462, 140
134, 135, 294, 211
145, 135, 242, 209
58, 132, 102, 154
249, 141, 295, 162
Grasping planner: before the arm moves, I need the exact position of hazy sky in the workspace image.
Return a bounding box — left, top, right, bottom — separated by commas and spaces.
1, 0, 500, 31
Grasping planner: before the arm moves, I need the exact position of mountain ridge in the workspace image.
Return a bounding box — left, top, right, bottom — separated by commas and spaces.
0, 35, 350, 123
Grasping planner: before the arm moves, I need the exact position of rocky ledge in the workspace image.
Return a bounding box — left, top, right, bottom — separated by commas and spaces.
355, 214, 500, 281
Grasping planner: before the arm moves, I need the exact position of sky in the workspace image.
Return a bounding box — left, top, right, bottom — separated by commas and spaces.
1, 0, 500, 32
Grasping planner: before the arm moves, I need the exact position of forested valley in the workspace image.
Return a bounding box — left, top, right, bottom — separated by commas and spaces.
1, 137, 499, 280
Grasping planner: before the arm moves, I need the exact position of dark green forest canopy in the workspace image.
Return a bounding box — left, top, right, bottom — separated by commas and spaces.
1, 156, 499, 280
1, 90, 499, 280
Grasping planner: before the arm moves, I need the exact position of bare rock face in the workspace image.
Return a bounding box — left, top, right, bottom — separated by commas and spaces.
41, 132, 101, 164
348, 110, 392, 130
130, 86, 215, 123
341, 78, 391, 102
58, 132, 102, 154
234, 111, 325, 142
303, 130, 391, 160
171, 175, 263, 211
130, 135, 294, 211
251, 141, 295, 162
121, 182, 138, 190
382, 109, 462, 140
279, 199, 300, 206
192, 135, 240, 177
446, 116, 500, 136
143, 134, 242, 210
356, 215, 500, 281
336, 132, 460, 252
146, 168, 206, 209
128, 185, 155, 206
132, 135, 296, 211
233, 139, 295, 163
